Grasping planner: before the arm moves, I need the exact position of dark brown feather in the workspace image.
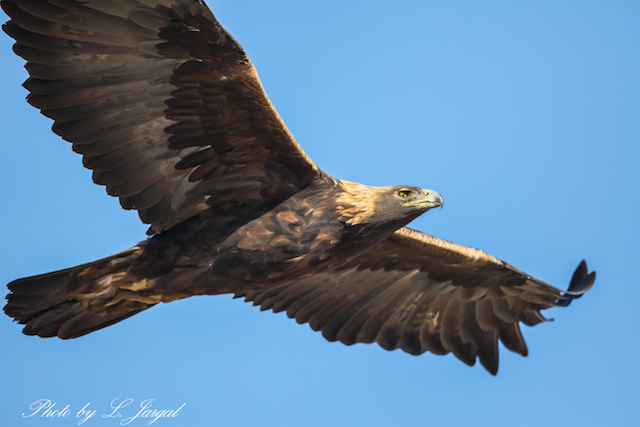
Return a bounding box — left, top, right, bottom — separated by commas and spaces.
237, 227, 592, 374
2, 0, 323, 234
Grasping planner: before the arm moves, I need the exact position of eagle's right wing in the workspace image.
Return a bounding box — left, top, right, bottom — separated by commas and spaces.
237, 227, 595, 374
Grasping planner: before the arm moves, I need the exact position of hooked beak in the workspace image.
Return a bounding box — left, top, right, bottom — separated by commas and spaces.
406, 189, 444, 210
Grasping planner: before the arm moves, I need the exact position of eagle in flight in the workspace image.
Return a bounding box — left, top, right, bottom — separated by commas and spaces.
2, 0, 595, 374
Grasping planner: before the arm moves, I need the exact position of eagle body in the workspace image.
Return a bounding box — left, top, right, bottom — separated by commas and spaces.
2, 0, 595, 374
208, 180, 442, 288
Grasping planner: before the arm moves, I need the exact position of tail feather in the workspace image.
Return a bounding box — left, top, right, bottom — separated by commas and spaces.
21, 303, 148, 339
5, 247, 155, 339
6, 268, 82, 316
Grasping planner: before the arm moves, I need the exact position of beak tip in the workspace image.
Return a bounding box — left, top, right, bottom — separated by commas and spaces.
422, 189, 443, 210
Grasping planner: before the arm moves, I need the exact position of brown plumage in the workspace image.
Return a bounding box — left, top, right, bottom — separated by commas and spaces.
2, 0, 595, 374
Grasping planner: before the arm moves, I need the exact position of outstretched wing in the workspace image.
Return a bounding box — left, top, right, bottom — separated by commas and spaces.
237, 227, 595, 374
2, 0, 323, 233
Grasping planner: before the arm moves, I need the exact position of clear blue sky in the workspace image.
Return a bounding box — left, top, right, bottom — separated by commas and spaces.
1, 1, 638, 426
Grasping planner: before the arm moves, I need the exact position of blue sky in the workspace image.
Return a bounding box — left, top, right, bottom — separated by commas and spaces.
1, 1, 638, 426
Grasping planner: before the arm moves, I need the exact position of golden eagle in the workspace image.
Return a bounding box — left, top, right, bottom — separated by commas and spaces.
2, 0, 595, 374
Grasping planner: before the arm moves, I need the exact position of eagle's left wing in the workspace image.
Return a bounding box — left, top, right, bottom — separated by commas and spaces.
2, 0, 324, 234
236, 227, 594, 374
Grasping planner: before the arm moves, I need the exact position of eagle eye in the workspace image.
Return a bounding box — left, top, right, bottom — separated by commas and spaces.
397, 189, 412, 199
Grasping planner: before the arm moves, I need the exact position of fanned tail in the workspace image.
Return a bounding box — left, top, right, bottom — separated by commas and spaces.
4, 247, 154, 339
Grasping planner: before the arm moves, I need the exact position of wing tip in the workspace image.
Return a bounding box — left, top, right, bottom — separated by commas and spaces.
555, 260, 596, 307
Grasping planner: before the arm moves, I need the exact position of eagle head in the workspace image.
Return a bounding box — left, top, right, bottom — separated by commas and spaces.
336, 181, 443, 227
